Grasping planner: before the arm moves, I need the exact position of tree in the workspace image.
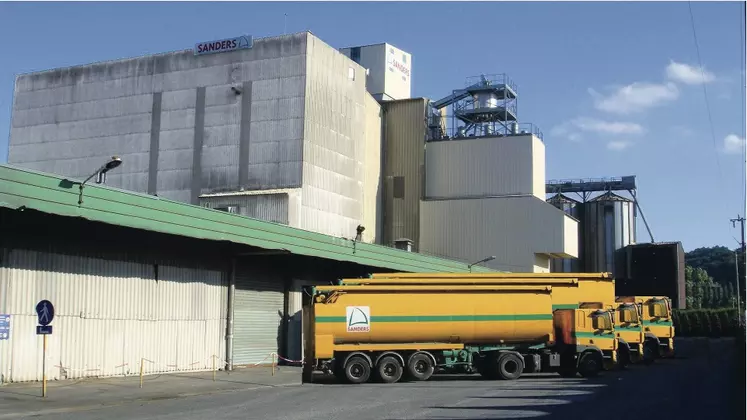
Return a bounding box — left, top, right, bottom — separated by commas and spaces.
685, 265, 715, 309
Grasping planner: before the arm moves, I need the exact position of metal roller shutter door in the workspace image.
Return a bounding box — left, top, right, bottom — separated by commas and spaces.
233, 275, 285, 366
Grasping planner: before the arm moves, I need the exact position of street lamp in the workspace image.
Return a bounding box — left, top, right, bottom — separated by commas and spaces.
78, 156, 123, 205
468, 255, 496, 272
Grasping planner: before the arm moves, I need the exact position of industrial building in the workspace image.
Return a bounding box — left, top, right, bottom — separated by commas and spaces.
0, 163, 490, 383
7, 31, 577, 273
8, 32, 384, 243
378, 76, 578, 272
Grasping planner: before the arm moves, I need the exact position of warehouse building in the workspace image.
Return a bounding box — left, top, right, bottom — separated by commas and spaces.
0, 163, 489, 383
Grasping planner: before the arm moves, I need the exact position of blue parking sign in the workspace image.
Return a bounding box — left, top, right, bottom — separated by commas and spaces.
0, 315, 10, 340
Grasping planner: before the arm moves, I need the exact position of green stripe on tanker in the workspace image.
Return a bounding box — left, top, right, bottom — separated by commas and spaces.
315, 314, 554, 323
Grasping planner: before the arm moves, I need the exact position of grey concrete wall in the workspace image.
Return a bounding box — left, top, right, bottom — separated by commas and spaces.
298, 35, 374, 240
9, 33, 309, 204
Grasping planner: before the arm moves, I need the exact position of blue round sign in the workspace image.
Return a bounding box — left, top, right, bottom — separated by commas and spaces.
35, 300, 54, 326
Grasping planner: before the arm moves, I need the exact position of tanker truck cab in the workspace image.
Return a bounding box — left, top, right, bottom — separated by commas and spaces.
616, 296, 674, 359
612, 302, 650, 366
556, 306, 618, 377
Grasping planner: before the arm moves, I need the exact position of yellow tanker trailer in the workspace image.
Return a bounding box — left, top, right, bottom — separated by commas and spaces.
302, 283, 617, 384
357, 272, 659, 367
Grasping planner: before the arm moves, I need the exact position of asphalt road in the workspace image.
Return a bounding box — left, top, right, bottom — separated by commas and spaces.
16, 340, 744, 420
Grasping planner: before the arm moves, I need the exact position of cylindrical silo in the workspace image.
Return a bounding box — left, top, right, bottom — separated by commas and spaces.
582, 192, 637, 276
547, 194, 582, 273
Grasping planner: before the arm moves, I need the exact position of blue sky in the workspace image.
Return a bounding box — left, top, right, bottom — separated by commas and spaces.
0, 1, 744, 251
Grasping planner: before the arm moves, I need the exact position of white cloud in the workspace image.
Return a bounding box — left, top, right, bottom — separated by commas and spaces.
723, 134, 746, 155
589, 82, 679, 115
550, 117, 644, 142
571, 117, 645, 135
666, 60, 716, 85
607, 140, 633, 151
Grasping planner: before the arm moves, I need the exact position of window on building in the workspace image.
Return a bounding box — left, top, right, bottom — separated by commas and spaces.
214, 205, 240, 214
348, 67, 355, 81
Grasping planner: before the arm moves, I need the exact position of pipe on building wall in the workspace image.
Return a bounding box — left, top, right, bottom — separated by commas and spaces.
226, 257, 236, 371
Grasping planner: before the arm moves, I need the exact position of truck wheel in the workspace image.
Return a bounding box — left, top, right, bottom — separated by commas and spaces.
577, 352, 602, 378
376, 356, 403, 384
344, 355, 371, 384
406, 353, 435, 381
616, 346, 630, 370
496, 353, 524, 380
642, 340, 657, 365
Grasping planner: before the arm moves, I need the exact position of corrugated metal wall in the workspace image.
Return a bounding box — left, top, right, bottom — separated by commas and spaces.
299, 35, 371, 241
233, 266, 285, 366
0, 247, 226, 383
381, 99, 428, 248
419, 196, 578, 273
425, 135, 543, 199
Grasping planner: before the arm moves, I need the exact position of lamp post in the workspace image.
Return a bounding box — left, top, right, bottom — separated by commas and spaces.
468, 256, 496, 272
78, 156, 123, 205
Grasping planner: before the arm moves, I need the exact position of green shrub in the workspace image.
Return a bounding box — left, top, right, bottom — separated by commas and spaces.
673, 308, 742, 338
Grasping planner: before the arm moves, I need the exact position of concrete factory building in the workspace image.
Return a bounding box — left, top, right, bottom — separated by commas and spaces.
8, 32, 384, 243
7, 30, 576, 272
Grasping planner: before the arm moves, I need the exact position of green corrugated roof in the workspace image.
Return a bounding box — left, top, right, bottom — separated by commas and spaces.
0, 164, 495, 274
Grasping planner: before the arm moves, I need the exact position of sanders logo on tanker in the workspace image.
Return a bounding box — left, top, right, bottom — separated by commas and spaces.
194, 35, 252, 56
346, 306, 370, 332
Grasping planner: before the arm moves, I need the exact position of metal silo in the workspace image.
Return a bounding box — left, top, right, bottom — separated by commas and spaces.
547, 194, 582, 273
582, 192, 637, 276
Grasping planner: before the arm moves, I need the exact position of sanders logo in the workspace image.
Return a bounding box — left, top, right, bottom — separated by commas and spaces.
346, 306, 371, 332
194, 35, 252, 56
386, 48, 410, 78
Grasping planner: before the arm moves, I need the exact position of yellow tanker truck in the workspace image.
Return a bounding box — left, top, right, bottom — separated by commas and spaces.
616, 295, 675, 358
302, 282, 618, 384
354, 272, 660, 367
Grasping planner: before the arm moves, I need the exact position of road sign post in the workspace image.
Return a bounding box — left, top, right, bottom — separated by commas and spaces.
35, 300, 54, 398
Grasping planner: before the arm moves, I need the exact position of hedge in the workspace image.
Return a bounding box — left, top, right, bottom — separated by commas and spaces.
672, 308, 743, 338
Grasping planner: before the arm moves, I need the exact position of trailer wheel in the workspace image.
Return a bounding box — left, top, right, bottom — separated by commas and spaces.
406, 353, 435, 381
376, 356, 403, 384
577, 351, 602, 378
344, 355, 371, 384
496, 353, 524, 380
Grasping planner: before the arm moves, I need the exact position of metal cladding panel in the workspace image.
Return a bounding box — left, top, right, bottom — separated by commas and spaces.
299, 34, 370, 239
419, 196, 578, 273
0, 247, 226, 383
201, 193, 290, 225
425, 135, 539, 199
233, 270, 285, 365
381, 99, 429, 248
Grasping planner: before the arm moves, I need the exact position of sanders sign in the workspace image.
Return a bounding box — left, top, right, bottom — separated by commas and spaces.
194, 35, 253, 56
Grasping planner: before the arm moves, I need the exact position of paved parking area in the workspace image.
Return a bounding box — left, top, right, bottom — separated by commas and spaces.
2, 338, 743, 420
